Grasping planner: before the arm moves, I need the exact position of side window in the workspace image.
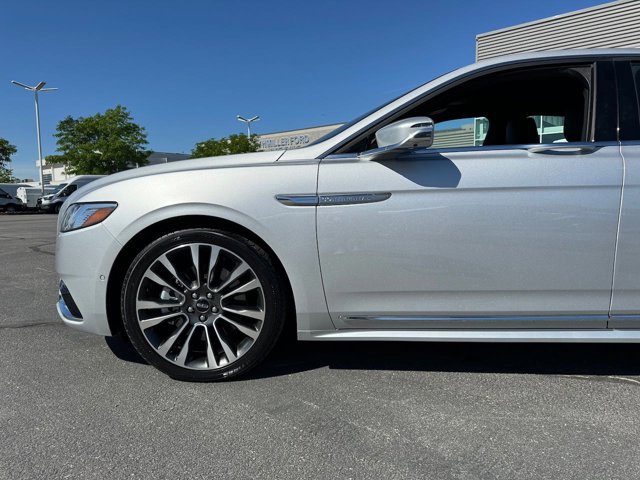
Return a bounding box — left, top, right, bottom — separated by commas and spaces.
338, 63, 593, 154
430, 115, 568, 150
424, 65, 591, 149
60, 184, 77, 197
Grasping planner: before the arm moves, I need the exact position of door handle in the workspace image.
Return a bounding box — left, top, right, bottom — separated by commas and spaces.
527, 144, 598, 154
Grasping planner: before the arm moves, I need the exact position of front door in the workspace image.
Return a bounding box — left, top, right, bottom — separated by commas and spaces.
317, 144, 621, 329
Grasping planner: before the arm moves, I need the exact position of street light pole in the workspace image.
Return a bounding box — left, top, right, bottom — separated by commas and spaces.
236, 115, 260, 137
11, 80, 58, 196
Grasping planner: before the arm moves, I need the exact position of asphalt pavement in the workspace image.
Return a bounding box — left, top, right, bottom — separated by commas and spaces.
1, 215, 640, 480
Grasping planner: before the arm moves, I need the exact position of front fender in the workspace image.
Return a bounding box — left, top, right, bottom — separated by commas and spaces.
78, 162, 335, 333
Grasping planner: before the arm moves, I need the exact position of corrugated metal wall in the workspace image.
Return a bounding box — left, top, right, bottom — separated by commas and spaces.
476, 0, 640, 61
432, 125, 475, 149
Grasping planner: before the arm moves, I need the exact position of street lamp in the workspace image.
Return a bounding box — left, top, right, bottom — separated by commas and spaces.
11, 80, 58, 195
236, 115, 260, 137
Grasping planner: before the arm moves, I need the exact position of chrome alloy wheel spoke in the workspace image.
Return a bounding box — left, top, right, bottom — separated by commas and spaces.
190, 244, 201, 289
206, 246, 221, 289
218, 315, 259, 340
157, 254, 191, 291
140, 312, 186, 330
220, 305, 264, 321
214, 260, 250, 293
220, 278, 260, 300
135, 242, 265, 371
156, 319, 191, 356
143, 270, 185, 300
137, 298, 183, 310
175, 323, 201, 367
203, 325, 219, 369
213, 321, 238, 363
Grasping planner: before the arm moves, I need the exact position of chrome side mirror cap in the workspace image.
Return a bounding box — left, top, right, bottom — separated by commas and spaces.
359, 116, 434, 161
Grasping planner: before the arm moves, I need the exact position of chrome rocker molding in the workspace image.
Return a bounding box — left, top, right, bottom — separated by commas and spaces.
276, 192, 391, 206
300, 329, 640, 342
343, 314, 610, 323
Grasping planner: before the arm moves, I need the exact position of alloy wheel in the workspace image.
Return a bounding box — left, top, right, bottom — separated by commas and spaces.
134, 242, 265, 370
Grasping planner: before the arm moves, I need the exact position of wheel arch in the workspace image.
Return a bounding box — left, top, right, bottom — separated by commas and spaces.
105, 214, 296, 340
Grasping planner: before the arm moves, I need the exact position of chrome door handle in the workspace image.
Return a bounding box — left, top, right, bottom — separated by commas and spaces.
527, 144, 598, 154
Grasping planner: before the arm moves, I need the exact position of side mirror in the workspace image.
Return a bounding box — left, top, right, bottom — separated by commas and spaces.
359, 116, 434, 161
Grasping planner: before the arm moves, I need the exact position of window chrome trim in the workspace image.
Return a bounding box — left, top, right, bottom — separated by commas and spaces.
323, 141, 619, 161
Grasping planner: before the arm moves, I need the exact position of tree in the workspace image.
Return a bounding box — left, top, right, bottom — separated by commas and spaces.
0, 138, 17, 182
191, 133, 260, 158
53, 105, 150, 175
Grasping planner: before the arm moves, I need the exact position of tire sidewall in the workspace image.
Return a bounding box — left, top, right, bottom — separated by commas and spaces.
121, 229, 285, 381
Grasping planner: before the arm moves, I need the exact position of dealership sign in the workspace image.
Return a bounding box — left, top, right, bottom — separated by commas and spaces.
260, 134, 311, 150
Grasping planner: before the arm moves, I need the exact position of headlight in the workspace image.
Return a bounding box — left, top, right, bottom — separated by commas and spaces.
60, 202, 118, 232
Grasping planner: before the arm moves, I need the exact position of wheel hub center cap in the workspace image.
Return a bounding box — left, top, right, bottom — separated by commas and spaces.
195, 298, 210, 312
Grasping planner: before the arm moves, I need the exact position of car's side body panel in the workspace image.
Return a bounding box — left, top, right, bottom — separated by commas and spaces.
609, 60, 640, 325
316, 144, 622, 329
610, 143, 640, 324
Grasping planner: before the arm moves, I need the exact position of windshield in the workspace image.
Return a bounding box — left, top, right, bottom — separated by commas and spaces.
309, 70, 453, 147
309, 95, 405, 146
58, 184, 78, 197
53, 184, 67, 194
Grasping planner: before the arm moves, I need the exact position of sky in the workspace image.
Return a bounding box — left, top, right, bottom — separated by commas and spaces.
1, 0, 607, 180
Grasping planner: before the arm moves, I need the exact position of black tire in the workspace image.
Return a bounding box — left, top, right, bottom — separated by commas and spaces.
5, 204, 17, 213
121, 228, 287, 381
54, 204, 61, 214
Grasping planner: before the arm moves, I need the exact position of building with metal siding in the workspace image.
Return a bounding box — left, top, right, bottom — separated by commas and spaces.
431, 124, 475, 149
476, 0, 640, 61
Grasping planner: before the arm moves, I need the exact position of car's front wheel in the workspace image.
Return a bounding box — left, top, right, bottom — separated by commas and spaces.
121, 228, 286, 381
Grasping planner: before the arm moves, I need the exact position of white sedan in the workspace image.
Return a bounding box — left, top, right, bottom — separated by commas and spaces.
56, 49, 640, 380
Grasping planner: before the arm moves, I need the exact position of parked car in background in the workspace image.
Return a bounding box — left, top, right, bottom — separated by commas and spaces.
35, 183, 67, 210
0, 183, 31, 199
56, 49, 640, 381
41, 176, 104, 213
0, 188, 23, 212
17, 185, 59, 210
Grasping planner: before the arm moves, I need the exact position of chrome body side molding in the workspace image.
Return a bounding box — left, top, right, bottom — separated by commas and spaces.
344, 314, 610, 322
276, 192, 391, 206
340, 314, 608, 329
319, 192, 391, 205
274, 194, 318, 206
298, 329, 640, 342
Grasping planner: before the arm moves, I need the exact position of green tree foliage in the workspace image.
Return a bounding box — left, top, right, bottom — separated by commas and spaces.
191, 134, 260, 158
53, 105, 150, 175
0, 138, 17, 182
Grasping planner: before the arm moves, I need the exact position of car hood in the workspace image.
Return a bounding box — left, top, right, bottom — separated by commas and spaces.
69, 150, 287, 201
